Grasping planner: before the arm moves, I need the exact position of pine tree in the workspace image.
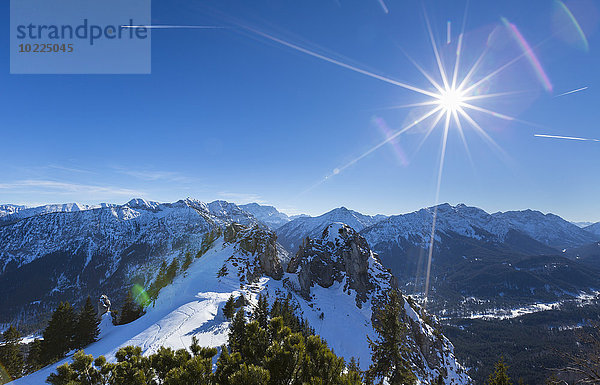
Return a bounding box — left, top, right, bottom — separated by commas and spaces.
150, 346, 191, 384
43, 311, 363, 385
0, 325, 24, 380
240, 321, 269, 366
25, 338, 43, 373
343, 357, 363, 384
228, 309, 247, 353
75, 296, 100, 349
223, 295, 236, 320
214, 347, 242, 385
264, 331, 305, 384
166, 258, 179, 284
148, 260, 169, 299
365, 290, 416, 385
118, 291, 144, 325
229, 363, 270, 385
300, 334, 346, 384
41, 302, 77, 364
486, 357, 512, 385
46, 350, 103, 385
182, 252, 194, 271
252, 294, 269, 329
112, 345, 153, 384
164, 353, 215, 384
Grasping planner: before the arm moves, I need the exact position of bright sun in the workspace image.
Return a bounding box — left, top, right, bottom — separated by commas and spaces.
437, 87, 466, 114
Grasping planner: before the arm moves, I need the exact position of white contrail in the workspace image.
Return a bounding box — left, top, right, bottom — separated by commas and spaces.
555, 86, 588, 97
534, 134, 599, 142
120, 25, 224, 29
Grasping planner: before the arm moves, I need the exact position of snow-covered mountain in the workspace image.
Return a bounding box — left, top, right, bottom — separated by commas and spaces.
13, 222, 470, 385
492, 209, 598, 249
573, 221, 595, 228
276, 207, 387, 252
361, 203, 598, 251
362, 203, 510, 248
0, 198, 261, 329
0, 204, 26, 217
360, 203, 600, 315
239, 202, 291, 229
585, 222, 600, 236
206, 200, 260, 227
0, 202, 106, 225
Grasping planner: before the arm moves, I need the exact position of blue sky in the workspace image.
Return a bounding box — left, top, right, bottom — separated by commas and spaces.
1, 0, 599, 221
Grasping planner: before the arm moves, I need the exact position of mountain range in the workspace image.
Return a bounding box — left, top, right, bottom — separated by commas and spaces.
2, 198, 600, 384
2, 198, 599, 328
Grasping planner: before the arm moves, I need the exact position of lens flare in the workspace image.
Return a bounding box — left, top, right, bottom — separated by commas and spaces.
501, 17, 553, 93
372, 116, 410, 167
132, 284, 151, 307
554, 0, 589, 51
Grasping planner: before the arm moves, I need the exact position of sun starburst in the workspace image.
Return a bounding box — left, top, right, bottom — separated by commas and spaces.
236, 2, 551, 304
437, 87, 466, 115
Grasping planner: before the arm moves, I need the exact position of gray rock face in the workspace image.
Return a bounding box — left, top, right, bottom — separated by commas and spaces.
287, 223, 392, 306
224, 223, 284, 281
98, 295, 111, 316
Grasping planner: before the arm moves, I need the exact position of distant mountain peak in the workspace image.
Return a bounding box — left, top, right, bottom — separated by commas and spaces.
239, 202, 290, 230
585, 222, 600, 236
276, 207, 387, 252
125, 198, 160, 210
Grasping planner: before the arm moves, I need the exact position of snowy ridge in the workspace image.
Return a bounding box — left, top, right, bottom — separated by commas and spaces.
493, 209, 598, 248
585, 222, 600, 236
276, 207, 387, 252
13, 223, 470, 385
0, 199, 211, 271
239, 202, 291, 229
0, 198, 261, 272
0, 203, 107, 224
362, 204, 508, 249
361, 203, 598, 251
207, 200, 259, 227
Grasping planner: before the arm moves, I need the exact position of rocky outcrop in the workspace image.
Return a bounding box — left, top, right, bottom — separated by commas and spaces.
285, 223, 469, 383
287, 222, 394, 307
98, 295, 111, 316
223, 223, 284, 281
